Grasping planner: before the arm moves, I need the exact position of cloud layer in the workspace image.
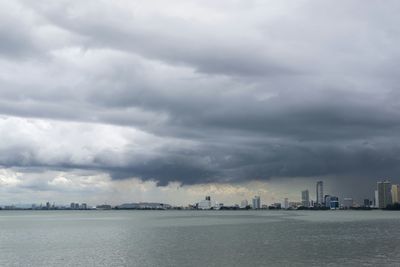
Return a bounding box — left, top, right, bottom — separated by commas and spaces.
1, 0, 400, 200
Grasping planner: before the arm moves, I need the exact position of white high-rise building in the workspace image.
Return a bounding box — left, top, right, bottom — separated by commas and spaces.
252, 196, 261, 209
391, 184, 400, 204
316, 181, 324, 206
377, 180, 392, 209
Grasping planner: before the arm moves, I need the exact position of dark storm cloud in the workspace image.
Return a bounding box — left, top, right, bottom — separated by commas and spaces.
1, 0, 400, 188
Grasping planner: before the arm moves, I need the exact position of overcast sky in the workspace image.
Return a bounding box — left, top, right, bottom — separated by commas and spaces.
1, 0, 399, 205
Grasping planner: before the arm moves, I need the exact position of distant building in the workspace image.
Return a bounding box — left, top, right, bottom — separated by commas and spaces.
252, 196, 261, 209
374, 190, 379, 208
316, 181, 324, 206
363, 199, 372, 208
324, 195, 339, 209
198, 196, 212, 210
283, 198, 289, 209
240, 199, 248, 209
96, 204, 112, 210
342, 198, 353, 209
117, 202, 171, 210
81, 203, 87, 210
301, 190, 310, 207
324, 195, 330, 208
329, 196, 339, 209
391, 184, 400, 204
70, 203, 80, 210
377, 180, 392, 209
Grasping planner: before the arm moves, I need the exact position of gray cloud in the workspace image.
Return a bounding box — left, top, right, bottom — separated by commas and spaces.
0, 0, 400, 197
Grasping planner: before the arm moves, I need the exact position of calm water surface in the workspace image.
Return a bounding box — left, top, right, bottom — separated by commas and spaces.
1, 210, 400, 266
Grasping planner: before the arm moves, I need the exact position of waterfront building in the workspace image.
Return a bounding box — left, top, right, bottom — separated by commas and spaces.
374, 190, 378, 208
70, 203, 80, 210
363, 199, 372, 208
96, 204, 112, 210
324, 195, 339, 209
329, 196, 339, 209
324, 195, 330, 208
316, 181, 324, 206
198, 196, 212, 210
301, 190, 310, 207
240, 199, 248, 209
252, 196, 261, 209
284, 198, 289, 209
324, 195, 338, 209
377, 180, 392, 209
117, 202, 172, 210
391, 184, 400, 204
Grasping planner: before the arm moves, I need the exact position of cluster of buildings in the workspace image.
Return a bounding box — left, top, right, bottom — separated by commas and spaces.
292, 180, 400, 210
70, 203, 88, 210
296, 181, 373, 210
374, 180, 400, 209
193, 195, 280, 210
115, 202, 172, 210
195, 196, 223, 210
2, 179, 400, 211
0, 202, 172, 211
192, 179, 400, 211
296, 181, 343, 210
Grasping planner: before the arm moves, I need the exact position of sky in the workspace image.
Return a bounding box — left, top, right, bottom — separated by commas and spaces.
1, 0, 399, 206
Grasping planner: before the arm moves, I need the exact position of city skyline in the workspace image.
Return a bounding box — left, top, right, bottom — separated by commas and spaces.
1, 1, 400, 205
2, 178, 399, 209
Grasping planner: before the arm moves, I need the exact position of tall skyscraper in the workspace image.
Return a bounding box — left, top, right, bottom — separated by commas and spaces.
301, 190, 310, 207
316, 181, 324, 206
377, 180, 392, 209
252, 196, 261, 209
391, 184, 400, 204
